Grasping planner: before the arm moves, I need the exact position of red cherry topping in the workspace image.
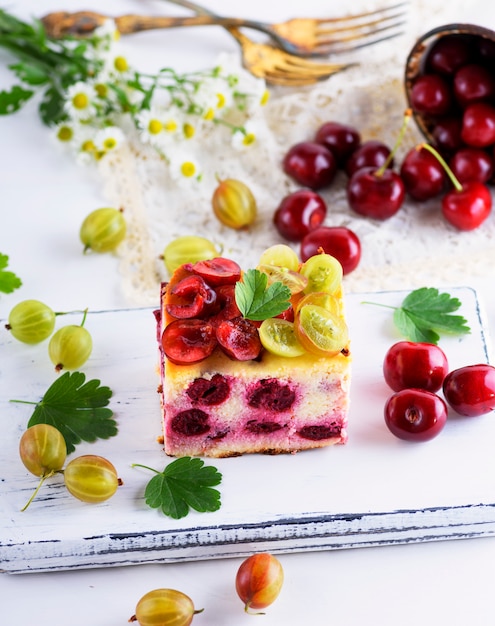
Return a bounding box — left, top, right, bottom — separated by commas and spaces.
166, 275, 217, 319
189, 257, 241, 286
208, 284, 241, 325
162, 318, 217, 364
216, 317, 262, 361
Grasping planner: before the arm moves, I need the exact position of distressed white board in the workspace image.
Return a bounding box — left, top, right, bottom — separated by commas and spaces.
1, 287, 493, 574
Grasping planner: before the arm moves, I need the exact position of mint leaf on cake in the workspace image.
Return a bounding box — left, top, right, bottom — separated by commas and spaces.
235, 268, 291, 321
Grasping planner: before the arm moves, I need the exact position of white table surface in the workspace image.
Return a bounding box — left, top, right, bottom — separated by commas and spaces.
2, 0, 495, 624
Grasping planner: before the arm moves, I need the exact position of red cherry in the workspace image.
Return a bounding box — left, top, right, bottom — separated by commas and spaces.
443, 364, 495, 416
461, 102, 495, 148
449, 147, 494, 183
384, 388, 448, 442
383, 341, 449, 392
432, 117, 463, 153
346, 166, 405, 219
314, 121, 361, 165
208, 284, 241, 325
410, 74, 452, 116
189, 257, 241, 286
273, 189, 327, 241
162, 319, 217, 364
283, 141, 337, 190
216, 317, 262, 361
166, 275, 217, 319
441, 180, 492, 230
425, 34, 472, 75
345, 140, 392, 177
300, 226, 361, 274
454, 63, 495, 108
400, 146, 447, 201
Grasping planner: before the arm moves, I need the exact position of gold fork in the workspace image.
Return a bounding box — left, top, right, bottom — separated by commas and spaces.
41, 4, 407, 58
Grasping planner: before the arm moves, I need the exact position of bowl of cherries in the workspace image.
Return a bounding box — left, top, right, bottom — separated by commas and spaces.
405, 23, 495, 182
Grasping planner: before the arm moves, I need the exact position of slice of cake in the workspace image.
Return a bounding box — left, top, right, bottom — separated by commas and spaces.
155, 253, 351, 458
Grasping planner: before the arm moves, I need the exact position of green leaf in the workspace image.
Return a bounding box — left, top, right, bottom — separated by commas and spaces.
138, 457, 222, 519
9, 61, 49, 85
25, 371, 116, 454
0, 252, 22, 294
366, 287, 471, 345
235, 269, 291, 321
0, 84, 34, 115
39, 85, 65, 126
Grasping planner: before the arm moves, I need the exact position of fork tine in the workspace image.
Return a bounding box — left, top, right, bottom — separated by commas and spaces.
316, 13, 405, 38
313, 29, 405, 56
313, 2, 409, 27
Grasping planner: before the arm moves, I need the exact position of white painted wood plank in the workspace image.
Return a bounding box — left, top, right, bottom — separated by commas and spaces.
1, 288, 493, 574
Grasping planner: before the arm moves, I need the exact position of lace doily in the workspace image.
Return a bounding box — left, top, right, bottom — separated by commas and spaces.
98, 0, 495, 306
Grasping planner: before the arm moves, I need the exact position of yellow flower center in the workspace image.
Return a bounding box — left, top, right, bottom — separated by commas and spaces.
180, 161, 196, 178
216, 93, 226, 109
103, 137, 118, 150
203, 107, 215, 121
72, 93, 89, 110
94, 83, 108, 98
260, 89, 270, 106
183, 123, 195, 139
82, 139, 96, 153
57, 126, 73, 142
243, 132, 256, 146
164, 120, 178, 132
148, 119, 163, 135
114, 56, 129, 72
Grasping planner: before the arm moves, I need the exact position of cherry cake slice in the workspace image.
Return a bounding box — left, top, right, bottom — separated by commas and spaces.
155, 258, 352, 457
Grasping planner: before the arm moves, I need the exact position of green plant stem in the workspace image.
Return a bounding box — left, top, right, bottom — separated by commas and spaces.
131, 463, 160, 474
376, 108, 412, 177
21, 470, 57, 511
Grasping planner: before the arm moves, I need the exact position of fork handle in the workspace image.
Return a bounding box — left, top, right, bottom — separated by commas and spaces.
162, 0, 248, 47
41, 10, 270, 38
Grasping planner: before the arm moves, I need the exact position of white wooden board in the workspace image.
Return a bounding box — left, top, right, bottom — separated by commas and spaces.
1, 287, 494, 574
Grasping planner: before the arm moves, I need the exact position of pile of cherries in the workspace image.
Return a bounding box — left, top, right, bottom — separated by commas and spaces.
382, 340, 495, 442
160, 257, 264, 365
275, 32, 495, 255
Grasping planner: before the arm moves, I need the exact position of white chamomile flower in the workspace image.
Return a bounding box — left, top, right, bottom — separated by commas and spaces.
105, 51, 132, 79
95, 126, 126, 154
93, 18, 119, 48
54, 121, 75, 143
64, 82, 97, 120
71, 126, 100, 164
231, 119, 262, 151
136, 108, 165, 145
168, 150, 202, 187
195, 77, 233, 121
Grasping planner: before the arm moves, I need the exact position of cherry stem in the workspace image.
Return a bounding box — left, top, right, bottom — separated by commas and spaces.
376, 108, 412, 177
419, 143, 463, 192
